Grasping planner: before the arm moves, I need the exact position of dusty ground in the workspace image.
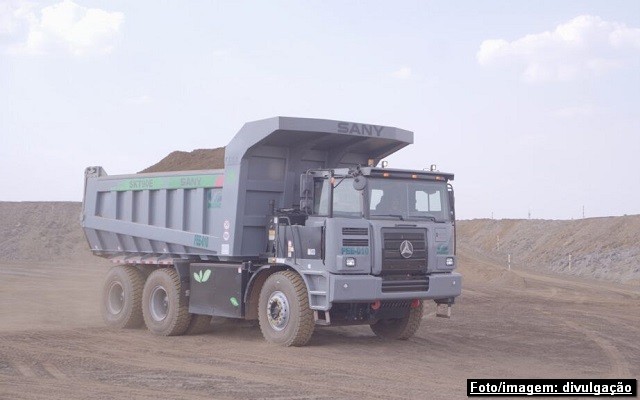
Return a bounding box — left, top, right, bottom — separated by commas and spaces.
1, 252, 638, 399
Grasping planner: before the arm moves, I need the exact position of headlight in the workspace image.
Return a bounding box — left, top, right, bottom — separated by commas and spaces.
445, 257, 455, 267
345, 257, 356, 267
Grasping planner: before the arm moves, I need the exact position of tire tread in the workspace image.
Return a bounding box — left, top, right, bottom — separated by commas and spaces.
142, 268, 191, 336
370, 301, 423, 340
101, 265, 144, 329
282, 270, 315, 347
122, 267, 145, 328
258, 270, 315, 347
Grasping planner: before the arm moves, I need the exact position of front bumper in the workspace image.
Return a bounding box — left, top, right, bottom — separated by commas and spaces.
328, 272, 462, 303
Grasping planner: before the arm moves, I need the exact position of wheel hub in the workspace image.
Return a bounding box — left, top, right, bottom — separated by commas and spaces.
107, 281, 125, 315
150, 285, 169, 322
266, 291, 290, 331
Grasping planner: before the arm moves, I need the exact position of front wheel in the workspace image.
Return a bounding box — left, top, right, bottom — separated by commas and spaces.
258, 271, 315, 347
142, 268, 191, 336
370, 301, 423, 340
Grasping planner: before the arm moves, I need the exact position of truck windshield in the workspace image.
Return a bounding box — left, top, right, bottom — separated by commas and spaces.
368, 179, 450, 222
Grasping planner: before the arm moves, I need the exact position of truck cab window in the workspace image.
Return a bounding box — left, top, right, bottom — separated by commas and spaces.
313, 179, 329, 215
369, 179, 449, 221
415, 190, 442, 212
333, 179, 361, 218
370, 189, 383, 210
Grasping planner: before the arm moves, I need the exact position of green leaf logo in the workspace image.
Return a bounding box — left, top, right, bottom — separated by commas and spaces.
202, 269, 211, 282
193, 269, 212, 283
230, 297, 239, 307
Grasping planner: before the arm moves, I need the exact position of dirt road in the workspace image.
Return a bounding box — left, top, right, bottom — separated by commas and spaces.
1, 254, 638, 399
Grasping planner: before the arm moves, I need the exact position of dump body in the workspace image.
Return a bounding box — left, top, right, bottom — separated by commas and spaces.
82, 168, 225, 262
82, 117, 412, 261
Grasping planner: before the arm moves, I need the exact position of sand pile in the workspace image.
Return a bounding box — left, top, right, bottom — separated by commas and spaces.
140, 147, 225, 173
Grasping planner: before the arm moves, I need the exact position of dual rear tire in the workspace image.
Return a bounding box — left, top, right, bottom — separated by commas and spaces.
101, 266, 145, 328
102, 266, 209, 336
141, 268, 191, 336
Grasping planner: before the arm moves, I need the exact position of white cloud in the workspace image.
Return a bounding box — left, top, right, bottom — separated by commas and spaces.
477, 15, 640, 83
2, 0, 123, 56
0, 1, 38, 39
1, 1, 25, 36
391, 66, 412, 79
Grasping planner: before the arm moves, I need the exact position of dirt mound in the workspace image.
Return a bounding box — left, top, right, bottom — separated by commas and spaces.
140, 147, 225, 173
0, 202, 95, 263
457, 216, 640, 284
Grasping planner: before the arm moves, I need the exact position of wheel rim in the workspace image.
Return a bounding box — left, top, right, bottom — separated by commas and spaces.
107, 281, 125, 315
266, 291, 290, 331
150, 285, 169, 322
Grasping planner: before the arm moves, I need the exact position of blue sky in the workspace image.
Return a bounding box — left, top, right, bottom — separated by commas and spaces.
1, 0, 639, 219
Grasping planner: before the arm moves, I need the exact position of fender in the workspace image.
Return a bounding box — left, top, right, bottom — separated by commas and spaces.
173, 260, 191, 298
243, 265, 286, 319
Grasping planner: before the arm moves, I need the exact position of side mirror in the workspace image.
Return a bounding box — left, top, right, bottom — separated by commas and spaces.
300, 198, 313, 214
300, 175, 314, 198
447, 185, 456, 219
300, 175, 315, 213
353, 176, 367, 191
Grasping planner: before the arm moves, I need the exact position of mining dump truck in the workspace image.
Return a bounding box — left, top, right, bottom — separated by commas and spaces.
82, 117, 461, 346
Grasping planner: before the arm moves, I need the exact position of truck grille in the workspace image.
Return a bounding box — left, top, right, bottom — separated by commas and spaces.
342, 227, 369, 236
381, 228, 427, 275
343, 238, 369, 246
342, 227, 369, 247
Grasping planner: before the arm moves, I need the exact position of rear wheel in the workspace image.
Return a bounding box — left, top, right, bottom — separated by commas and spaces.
258, 271, 315, 347
370, 301, 423, 340
101, 266, 144, 328
142, 268, 191, 336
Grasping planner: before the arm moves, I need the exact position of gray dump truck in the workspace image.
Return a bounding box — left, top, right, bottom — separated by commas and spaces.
82, 117, 461, 346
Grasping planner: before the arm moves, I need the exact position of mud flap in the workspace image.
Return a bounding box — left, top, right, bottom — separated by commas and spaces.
189, 263, 248, 318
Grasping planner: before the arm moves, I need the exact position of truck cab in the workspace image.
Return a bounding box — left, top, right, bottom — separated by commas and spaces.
263, 165, 461, 336
308, 166, 456, 277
